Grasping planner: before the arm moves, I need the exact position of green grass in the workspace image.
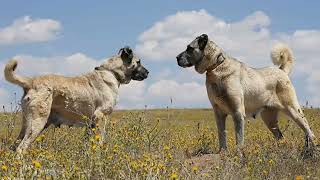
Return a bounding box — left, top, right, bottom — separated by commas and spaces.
0, 108, 320, 179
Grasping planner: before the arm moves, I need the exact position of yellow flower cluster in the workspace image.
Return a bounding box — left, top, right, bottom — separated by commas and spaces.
0, 109, 320, 179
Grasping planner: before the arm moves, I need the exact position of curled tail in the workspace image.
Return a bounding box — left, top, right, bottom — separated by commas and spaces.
271, 43, 294, 74
4, 60, 31, 89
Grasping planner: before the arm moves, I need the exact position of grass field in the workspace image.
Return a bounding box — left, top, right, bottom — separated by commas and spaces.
0, 108, 320, 179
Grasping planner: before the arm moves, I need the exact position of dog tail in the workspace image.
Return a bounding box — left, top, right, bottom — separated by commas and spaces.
271, 43, 294, 74
4, 59, 32, 89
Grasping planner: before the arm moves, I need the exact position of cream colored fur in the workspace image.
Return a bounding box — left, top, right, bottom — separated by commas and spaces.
4, 54, 142, 153
271, 43, 294, 74
197, 40, 314, 151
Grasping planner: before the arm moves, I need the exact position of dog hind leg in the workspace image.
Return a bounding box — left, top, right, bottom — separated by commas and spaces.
10, 116, 27, 151
283, 105, 315, 158
284, 106, 314, 140
261, 109, 283, 140
16, 88, 53, 154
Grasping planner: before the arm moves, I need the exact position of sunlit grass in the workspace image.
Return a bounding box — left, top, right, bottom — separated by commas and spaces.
0, 108, 319, 179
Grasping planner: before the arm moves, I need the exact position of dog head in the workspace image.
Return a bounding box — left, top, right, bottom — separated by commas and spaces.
95, 46, 149, 84
176, 34, 224, 74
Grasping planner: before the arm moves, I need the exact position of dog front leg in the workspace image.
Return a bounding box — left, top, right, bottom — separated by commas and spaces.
232, 110, 246, 162
232, 111, 245, 146
93, 107, 112, 144
214, 105, 227, 151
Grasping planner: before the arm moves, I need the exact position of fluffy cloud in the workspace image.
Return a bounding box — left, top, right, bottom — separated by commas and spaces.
1, 10, 320, 109
135, 9, 320, 107
147, 80, 208, 106
0, 16, 61, 45
118, 81, 147, 109
135, 10, 272, 66
7, 53, 99, 78
117, 80, 209, 109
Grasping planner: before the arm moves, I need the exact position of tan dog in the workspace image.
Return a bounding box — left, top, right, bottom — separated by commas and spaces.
4, 46, 149, 153
177, 34, 316, 157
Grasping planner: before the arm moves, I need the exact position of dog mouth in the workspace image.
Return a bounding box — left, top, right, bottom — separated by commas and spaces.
177, 58, 193, 68
132, 71, 149, 81
134, 75, 147, 81
177, 53, 193, 68
180, 62, 193, 68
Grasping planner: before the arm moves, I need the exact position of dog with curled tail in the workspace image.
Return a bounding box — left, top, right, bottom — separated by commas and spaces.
177, 34, 316, 158
4, 46, 149, 153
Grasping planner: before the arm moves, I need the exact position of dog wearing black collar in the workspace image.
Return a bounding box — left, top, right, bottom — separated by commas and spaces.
177, 34, 316, 158
4, 46, 149, 153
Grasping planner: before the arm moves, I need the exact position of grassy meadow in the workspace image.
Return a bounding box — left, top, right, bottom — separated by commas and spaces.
0, 108, 320, 179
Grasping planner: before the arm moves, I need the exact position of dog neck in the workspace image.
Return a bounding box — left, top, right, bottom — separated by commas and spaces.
196, 40, 226, 74
95, 70, 121, 88
108, 70, 124, 87
206, 53, 225, 73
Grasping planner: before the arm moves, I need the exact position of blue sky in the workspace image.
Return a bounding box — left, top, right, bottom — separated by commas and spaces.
0, 1, 320, 109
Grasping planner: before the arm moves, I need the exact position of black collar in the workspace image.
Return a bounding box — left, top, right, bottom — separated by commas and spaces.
95, 69, 123, 86
109, 70, 123, 85
206, 53, 225, 73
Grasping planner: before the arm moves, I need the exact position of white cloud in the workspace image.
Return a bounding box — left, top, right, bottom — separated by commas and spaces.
118, 81, 147, 107
276, 30, 320, 106
1, 10, 320, 109
0, 16, 61, 45
8, 53, 99, 78
135, 10, 320, 107
147, 80, 208, 107
135, 10, 273, 66
117, 79, 209, 109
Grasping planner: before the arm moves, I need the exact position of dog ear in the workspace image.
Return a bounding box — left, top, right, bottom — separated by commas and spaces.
119, 46, 133, 63
198, 34, 208, 50
94, 66, 103, 70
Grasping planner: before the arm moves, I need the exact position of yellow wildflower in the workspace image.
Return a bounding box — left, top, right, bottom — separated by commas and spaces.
92, 144, 97, 151
95, 134, 101, 141
36, 134, 45, 142
163, 145, 170, 151
113, 144, 119, 153
295, 176, 303, 180
170, 172, 178, 180
192, 166, 199, 173
1, 165, 8, 172
32, 160, 41, 169
268, 159, 274, 165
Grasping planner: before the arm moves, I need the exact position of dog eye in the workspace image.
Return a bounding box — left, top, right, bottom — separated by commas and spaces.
187, 46, 193, 52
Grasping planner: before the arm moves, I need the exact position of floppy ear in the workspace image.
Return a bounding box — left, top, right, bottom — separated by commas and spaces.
198, 34, 208, 50
119, 46, 133, 63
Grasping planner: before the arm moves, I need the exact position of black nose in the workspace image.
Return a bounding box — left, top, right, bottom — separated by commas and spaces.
177, 54, 183, 66
176, 54, 181, 61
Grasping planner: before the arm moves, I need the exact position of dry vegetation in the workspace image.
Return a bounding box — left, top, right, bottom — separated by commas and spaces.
0, 107, 320, 179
